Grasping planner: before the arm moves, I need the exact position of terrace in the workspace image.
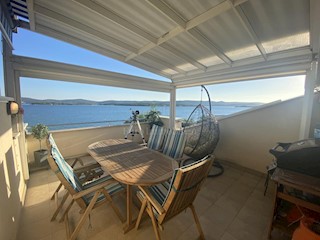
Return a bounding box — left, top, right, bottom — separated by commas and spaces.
0, 0, 319, 239
19, 160, 282, 240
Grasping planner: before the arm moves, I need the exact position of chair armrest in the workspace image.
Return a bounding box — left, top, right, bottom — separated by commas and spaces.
72, 179, 118, 199
65, 153, 91, 160
73, 163, 101, 173
138, 186, 165, 215
65, 153, 91, 167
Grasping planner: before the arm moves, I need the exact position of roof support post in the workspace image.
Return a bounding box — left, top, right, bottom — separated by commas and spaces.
3, 36, 15, 98
299, 60, 318, 139
169, 86, 176, 129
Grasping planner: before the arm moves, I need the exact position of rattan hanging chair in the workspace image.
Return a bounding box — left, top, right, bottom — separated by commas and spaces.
183, 85, 223, 177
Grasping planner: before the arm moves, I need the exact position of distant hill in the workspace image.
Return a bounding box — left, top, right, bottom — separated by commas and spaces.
21, 97, 262, 107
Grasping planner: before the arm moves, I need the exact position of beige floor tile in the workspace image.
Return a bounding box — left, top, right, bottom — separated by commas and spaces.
177, 226, 201, 240
227, 218, 265, 240
243, 193, 273, 218
19, 163, 278, 240
214, 194, 247, 214
18, 217, 52, 240
20, 200, 51, 224
220, 232, 238, 240
39, 235, 53, 240
212, 174, 237, 188
51, 229, 67, 240
235, 206, 269, 232
224, 182, 255, 200
237, 172, 261, 188
193, 194, 214, 215
199, 184, 224, 204
220, 166, 244, 181
205, 180, 231, 195
24, 184, 50, 207
198, 204, 239, 239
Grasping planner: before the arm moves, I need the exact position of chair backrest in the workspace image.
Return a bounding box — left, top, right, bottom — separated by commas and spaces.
47, 134, 87, 208
147, 125, 168, 151
162, 129, 186, 159
159, 156, 213, 224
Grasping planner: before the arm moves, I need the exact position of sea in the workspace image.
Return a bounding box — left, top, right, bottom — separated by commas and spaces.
22, 104, 252, 131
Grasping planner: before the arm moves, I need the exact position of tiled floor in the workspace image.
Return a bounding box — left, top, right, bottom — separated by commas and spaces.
17, 161, 291, 240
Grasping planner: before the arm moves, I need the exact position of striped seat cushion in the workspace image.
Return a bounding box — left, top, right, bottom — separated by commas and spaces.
82, 175, 125, 204
162, 129, 186, 159
137, 179, 172, 218
147, 125, 167, 151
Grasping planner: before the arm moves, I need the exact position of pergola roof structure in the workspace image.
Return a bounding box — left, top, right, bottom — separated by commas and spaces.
7, 0, 320, 89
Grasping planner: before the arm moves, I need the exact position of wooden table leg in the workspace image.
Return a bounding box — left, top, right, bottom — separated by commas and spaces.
123, 184, 135, 233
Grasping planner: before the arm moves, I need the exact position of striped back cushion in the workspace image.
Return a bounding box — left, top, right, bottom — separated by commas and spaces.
162, 129, 186, 159
146, 156, 211, 208
147, 125, 167, 151
48, 134, 82, 192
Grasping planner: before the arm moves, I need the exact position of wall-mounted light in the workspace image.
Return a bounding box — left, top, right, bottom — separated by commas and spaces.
6, 101, 19, 115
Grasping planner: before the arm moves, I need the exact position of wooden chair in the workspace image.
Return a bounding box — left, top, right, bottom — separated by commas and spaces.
135, 155, 213, 240
47, 134, 125, 240
48, 135, 105, 222
50, 153, 104, 206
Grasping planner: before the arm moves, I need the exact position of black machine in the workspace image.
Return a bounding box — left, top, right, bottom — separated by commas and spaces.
269, 138, 320, 178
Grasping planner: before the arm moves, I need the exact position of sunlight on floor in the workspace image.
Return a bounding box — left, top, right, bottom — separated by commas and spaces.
17, 162, 290, 240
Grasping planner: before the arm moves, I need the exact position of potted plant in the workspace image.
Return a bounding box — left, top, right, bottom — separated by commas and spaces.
31, 123, 49, 165
145, 108, 163, 129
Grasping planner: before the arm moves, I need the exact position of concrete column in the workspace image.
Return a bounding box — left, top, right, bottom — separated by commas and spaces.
169, 86, 176, 129
14, 70, 29, 180
3, 38, 29, 180
299, 61, 317, 139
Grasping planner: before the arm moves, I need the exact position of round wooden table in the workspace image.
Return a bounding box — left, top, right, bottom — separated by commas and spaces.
87, 139, 178, 232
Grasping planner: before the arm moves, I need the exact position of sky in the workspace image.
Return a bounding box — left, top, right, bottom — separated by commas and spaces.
12, 28, 305, 103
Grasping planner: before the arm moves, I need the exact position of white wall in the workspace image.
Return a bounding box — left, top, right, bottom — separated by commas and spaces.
214, 96, 308, 173
25, 96, 319, 173
0, 99, 26, 240
26, 116, 183, 162
26, 123, 150, 161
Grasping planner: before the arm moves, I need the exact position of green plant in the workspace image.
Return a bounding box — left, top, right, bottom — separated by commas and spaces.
145, 108, 163, 128
31, 124, 49, 150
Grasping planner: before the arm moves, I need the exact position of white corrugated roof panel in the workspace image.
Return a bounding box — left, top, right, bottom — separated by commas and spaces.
242, 0, 310, 53
9, 0, 317, 87
96, 0, 176, 38
165, 0, 225, 21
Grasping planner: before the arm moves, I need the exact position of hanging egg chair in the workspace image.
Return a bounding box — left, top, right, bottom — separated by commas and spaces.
183, 85, 223, 177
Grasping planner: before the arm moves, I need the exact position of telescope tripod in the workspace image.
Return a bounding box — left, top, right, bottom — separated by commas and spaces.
124, 118, 146, 145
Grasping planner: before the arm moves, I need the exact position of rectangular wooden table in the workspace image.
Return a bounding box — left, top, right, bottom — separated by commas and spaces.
87, 139, 178, 233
